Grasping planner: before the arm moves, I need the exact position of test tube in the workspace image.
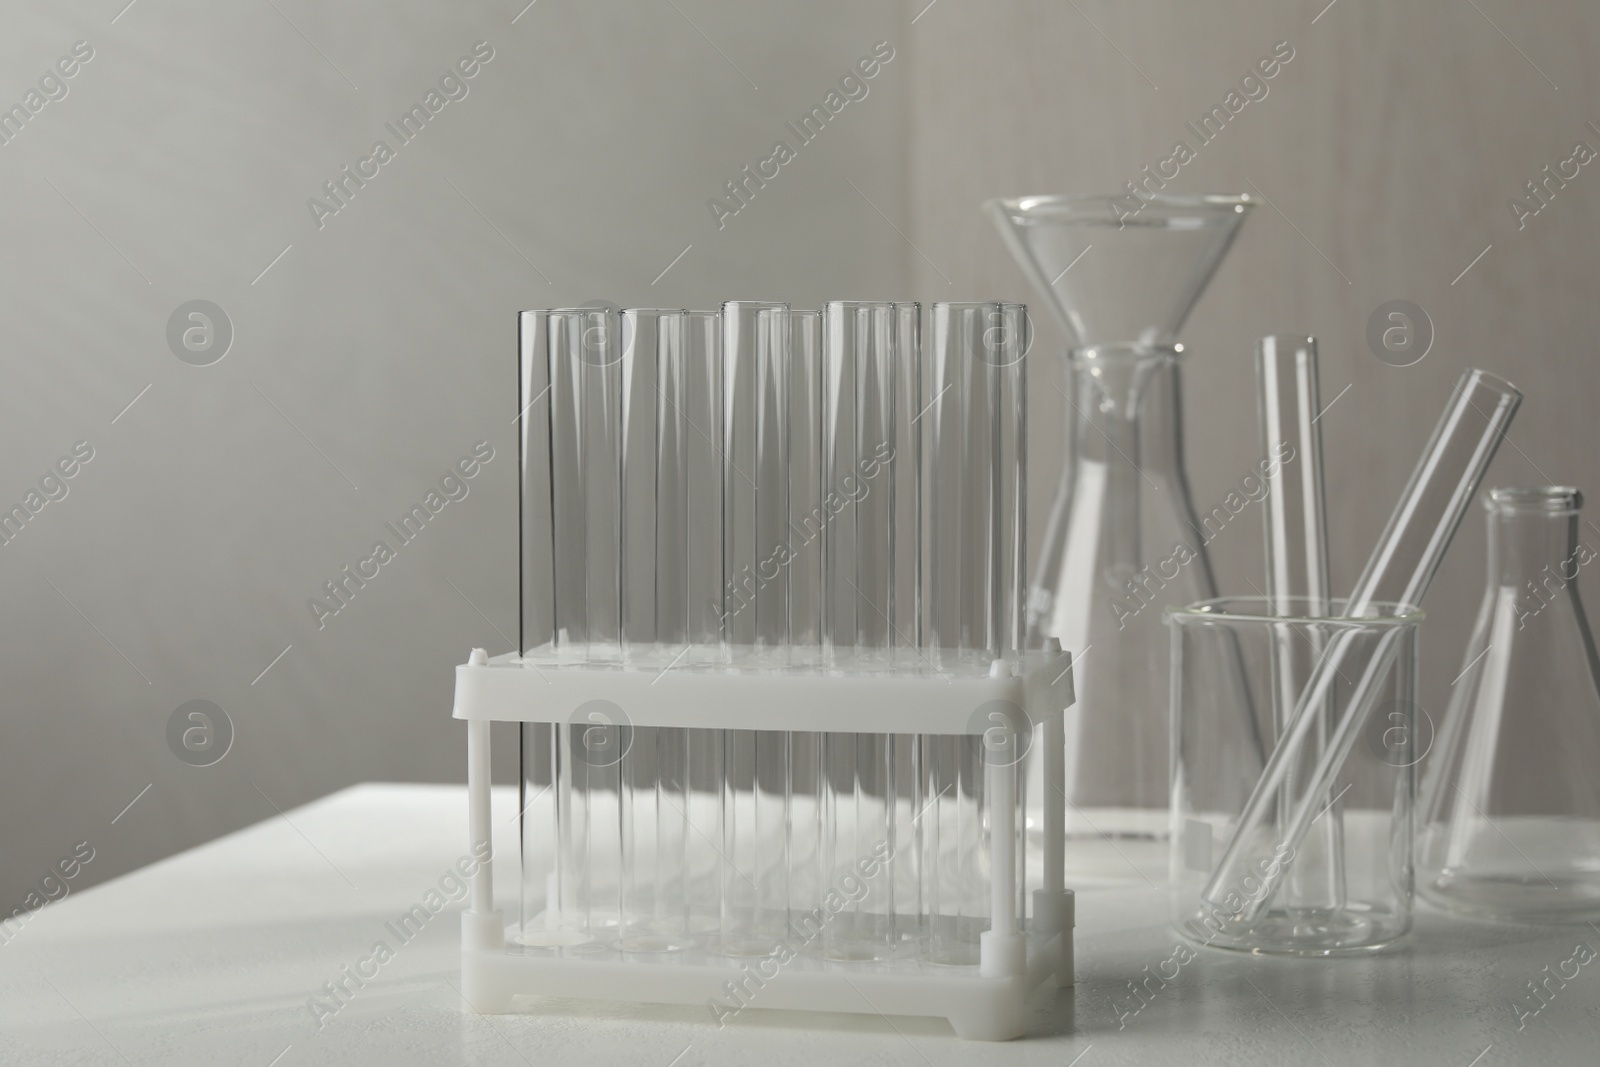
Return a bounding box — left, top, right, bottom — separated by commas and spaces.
1206, 368, 1522, 921
788, 310, 824, 931
681, 311, 724, 935
853, 303, 898, 957
617, 310, 691, 950
820, 303, 860, 667
722, 301, 791, 654
618, 309, 657, 946
994, 305, 1028, 657
547, 307, 623, 661
547, 308, 624, 941
819, 301, 917, 959
994, 304, 1029, 931
720, 302, 790, 955
923, 303, 1028, 658
890, 302, 923, 942
518, 311, 557, 659
620, 311, 673, 658
546, 310, 586, 659
517, 310, 557, 941
921, 302, 1028, 963
789, 311, 825, 651
820, 300, 866, 959
1255, 335, 1343, 913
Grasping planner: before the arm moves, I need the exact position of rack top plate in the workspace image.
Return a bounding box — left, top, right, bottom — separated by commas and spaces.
452, 647, 1072, 734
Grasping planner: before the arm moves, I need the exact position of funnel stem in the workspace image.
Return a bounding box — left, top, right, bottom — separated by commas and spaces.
1072, 359, 1147, 588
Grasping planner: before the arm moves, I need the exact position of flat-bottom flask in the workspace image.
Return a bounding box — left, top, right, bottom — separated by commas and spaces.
1419, 487, 1600, 923
1030, 343, 1231, 860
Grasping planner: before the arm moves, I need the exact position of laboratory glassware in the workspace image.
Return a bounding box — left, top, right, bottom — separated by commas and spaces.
1203, 369, 1521, 922
1256, 335, 1344, 914
1169, 597, 1420, 954
1419, 487, 1600, 923
986, 193, 1253, 851
921, 301, 1028, 963
480, 299, 1070, 1040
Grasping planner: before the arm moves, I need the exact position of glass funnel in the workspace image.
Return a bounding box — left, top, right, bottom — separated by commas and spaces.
1419, 487, 1600, 923
984, 194, 1252, 347
986, 193, 1253, 861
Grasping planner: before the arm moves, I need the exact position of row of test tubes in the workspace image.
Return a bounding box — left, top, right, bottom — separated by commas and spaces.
517, 301, 1029, 964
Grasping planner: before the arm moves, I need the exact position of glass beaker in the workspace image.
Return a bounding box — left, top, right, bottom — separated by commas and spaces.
1419, 487, 1600, 923
1168, 597, 1421, 955
986, 194, 1253, 856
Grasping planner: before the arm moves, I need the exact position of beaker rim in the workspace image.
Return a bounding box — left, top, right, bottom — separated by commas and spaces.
1165, 596, 1425, 627
1486, 485, 1583, 513
985, 193, 1254, 227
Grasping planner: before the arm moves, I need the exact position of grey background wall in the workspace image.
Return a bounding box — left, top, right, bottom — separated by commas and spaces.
0, 1, 909, 908
907, 0, 1600, 773
5, 0, 1597, 909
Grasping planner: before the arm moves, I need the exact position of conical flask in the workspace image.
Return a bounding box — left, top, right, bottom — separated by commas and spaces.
986, 194, 1252, 857
1419, 487, 1600, 923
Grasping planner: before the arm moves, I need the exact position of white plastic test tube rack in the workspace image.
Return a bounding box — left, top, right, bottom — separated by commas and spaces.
454, 643, 1075, 1041
457, 302, 1074, 1041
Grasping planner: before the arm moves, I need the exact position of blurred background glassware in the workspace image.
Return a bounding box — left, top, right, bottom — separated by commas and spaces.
1169, 597, 1421, 955
986, 194, 1252, 860
1419, 487, 1600, 923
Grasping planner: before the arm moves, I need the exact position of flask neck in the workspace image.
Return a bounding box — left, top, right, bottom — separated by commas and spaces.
1054, 347, 1188, 595
1486, 489, 1592, 613
1067, 348, 1182, 472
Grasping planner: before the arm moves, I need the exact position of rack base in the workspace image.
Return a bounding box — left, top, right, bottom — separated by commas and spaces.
459, 932, 1069, 1041
454, 646, 1077, 1041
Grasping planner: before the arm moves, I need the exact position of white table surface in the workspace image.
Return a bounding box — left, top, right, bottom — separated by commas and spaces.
4, 783, 1596, 1066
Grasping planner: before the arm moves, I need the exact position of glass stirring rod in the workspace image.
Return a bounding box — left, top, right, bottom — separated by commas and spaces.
1204, 368, 1521, 922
